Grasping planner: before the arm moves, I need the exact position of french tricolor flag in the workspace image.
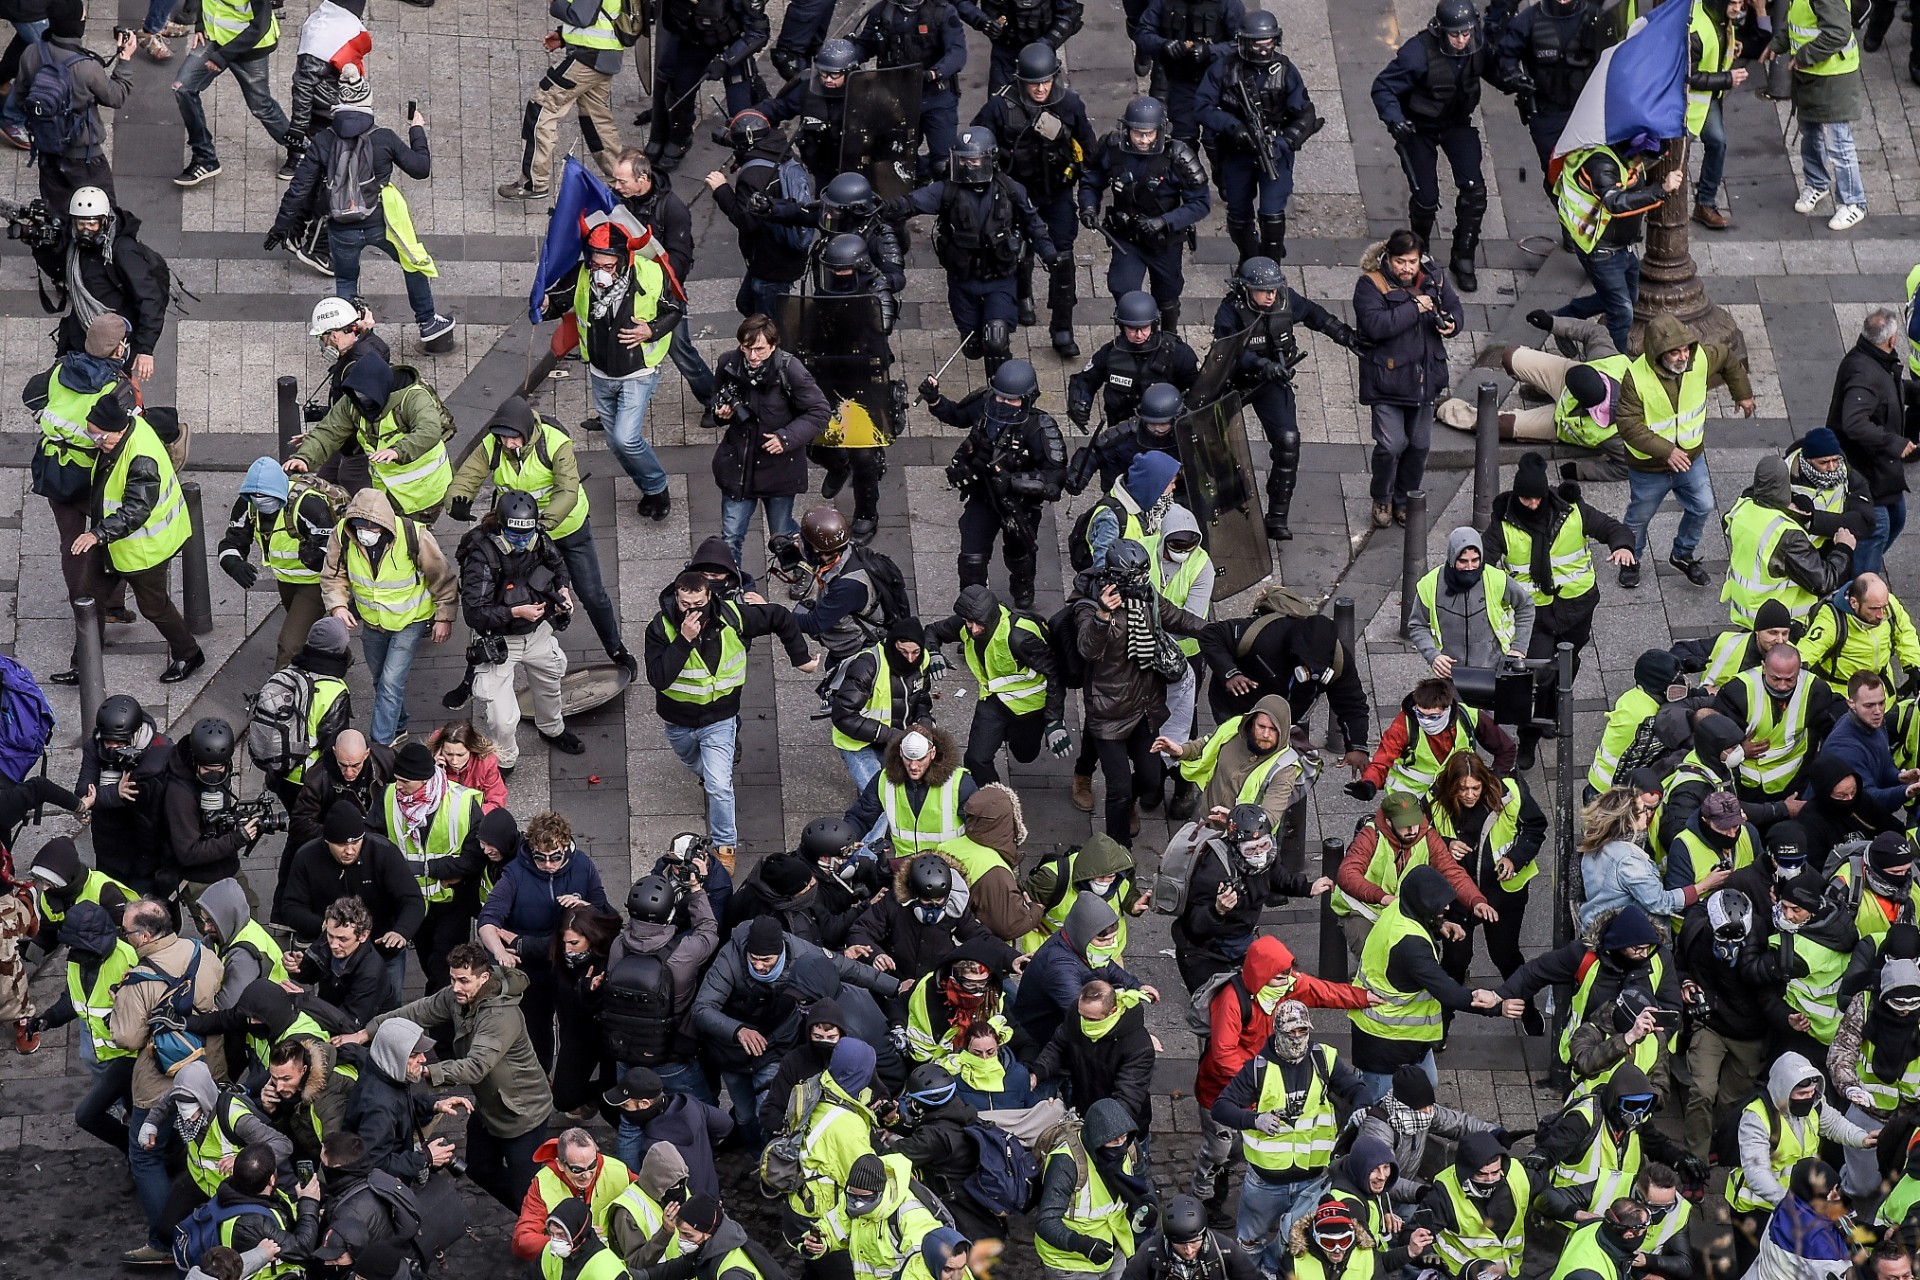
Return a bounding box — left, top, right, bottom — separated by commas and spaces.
1547, 0, 1692, 186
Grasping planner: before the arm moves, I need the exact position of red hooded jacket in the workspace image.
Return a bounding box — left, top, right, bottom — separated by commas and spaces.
1193, 936, 1370, 1109
510, 1137, 636, 1260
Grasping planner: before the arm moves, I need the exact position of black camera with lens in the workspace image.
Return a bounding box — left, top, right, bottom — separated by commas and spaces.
766, 531, 808, 583
1, 198, 63, 250
209, 791, 288, 839
709, 381, 753, 424
443, 1155, 469, 1179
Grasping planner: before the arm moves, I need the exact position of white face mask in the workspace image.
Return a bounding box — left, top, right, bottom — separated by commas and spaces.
354, 527, 381, 547
591, 268, 615, 288
1721, 747, 1746, 771
548, 1236, 574, 1258
1415, 709, 1450, 735
1166, 547, 1194, 563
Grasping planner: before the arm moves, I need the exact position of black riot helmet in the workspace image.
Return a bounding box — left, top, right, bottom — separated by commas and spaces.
815, 39, 859, 78
1163, 1195, 1209, 1245
95, 694, 145, 745
1137, 382, 1183, 426
949, 127, 999, 186
823, 233, 870, 273
822, 171, 877, 217
800, 816, 863, 864
903, 1064, 959, 1108
726, 109, 773, 157
189, 717, 237, 784
1120, 96, 1167, 154
1016, 41, 1060, 85
989, 358, 1040, 401
907, 855, 952, 902
1235, 256, 1286, 294
1114, 290, 1160, 334
627, 874, 677, 924
1430, 0, 1482, 47
1238, 10, 1283, 64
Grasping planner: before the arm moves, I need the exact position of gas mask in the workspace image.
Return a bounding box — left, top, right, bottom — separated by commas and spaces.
1237, 835, 1275, 871
1415, 708, 1451, 735
1294, 665, 1332, 687
1711, 924, 1746, 966
913, 901, 946, 926
1609, 1094, 1655, 1130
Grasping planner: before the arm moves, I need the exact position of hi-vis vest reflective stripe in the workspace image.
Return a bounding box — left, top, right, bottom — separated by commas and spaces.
1722, 497, 1818, 626
541, 1247, 630, 1280
1332, 824, 1433, 922
1671, 823, 1756, 911
1500, 507, 1597, 605
343, 522, 436, 631
1731, 668, 1814, 794
1241, 1044, 1341, 1173
362, 406, 451, 516
1430, 778, 1535, 891
1776, 930, 1850, 1044
1034, 1144, 1136, 1271
832, 644, 931, 752
1727, 1095, 1818, 1211
1089, 486, 1156, 568
561, 0, 624, 50
964, 612, 1050, 715
1554, 354, 1631, 449
1416, 565, 1517, 655
1590, 686, 1661, 792
1687, 3, 1734, 135
607, 1185, 686, 1262
1622, 355, 1708, 461
289, 679, 347, 786
386, 781, 478, 905
1705, 631, 1759, 687
1560, 953, 1671, 1069
100, 421, 190, 572
41, 867, 134, 925
1649, 757, 1717, 865
1433, 1162, 1531, 1273
68, 942, 137, 1061
532, 1156, 635, 1237
1350, 901, 1444, 1043
1852, 992, 1920, 1113
201, 0, 278, 49
493, 423, 589, 541
1385, 703, 1482, 795
262, 488, 322, 585
39, 373, 112, 468
1556, 145, 1628, 254
1786, 0, 1859, 74
1547, 1095, 1642, 1213
880, 773, 968, 854
188, 1094, 258, 1195
1161, 546, 1212, 657
660, 602, 748, 703
574, 257, 672, 368
1177, 714, 1299, 804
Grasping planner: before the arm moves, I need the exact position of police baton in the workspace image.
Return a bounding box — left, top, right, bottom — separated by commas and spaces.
932, 333, 974, 381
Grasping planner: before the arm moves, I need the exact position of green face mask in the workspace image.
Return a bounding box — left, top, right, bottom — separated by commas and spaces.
1085, 939, 1122, 966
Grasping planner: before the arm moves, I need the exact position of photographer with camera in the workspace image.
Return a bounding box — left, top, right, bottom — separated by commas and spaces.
159, 718, 269, 910
707, 314, 830, 572
8, 0, 133, 211
604, 871, 721, 1104
455, 489, 585, 769
29, 185, 170, 379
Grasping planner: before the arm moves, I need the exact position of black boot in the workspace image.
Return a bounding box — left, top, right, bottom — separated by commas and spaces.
1017, 276, 1037, 327
1158, 301, 1180, 333
1258, 213, 1288, 262
1006, 550, 1037, 609
1167, 777, 1200, 821
1227, 218, 1259, 265
1409, 202, 1439, 254
1202, 1181, 1234, 1229
1265, 430, 1299, 540
1051, 309, 1079, 358
1451, 227, 1481, 293
957, 551, 992, 589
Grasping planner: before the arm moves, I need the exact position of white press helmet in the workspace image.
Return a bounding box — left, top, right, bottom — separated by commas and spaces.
309, 296, 361, 337
68, 186, 111, 218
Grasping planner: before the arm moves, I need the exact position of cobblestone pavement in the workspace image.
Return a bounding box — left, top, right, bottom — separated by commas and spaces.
2, 0, 1918, 1269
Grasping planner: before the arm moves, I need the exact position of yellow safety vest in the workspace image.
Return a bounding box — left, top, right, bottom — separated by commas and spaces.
1295, 1252, 1378, 1280
1648, 757, 1718, 866
1687, 1, 1735, 135
385, 781, 479, 905
188, 1092, 260, 1196
40, 867, 134, 926
1797, 597, 1919, 694
1727, 1094, 1819, 1212
1730, 668, 1815, 795
1722, 496, 1818, 626
1554, 354, 1630, 449
540, 1248, 630, 1280
606, 1183, 685, 1262
359, 401, 451, 517
831, 643, 931, 752
1545, 1095, 1642, 1214
1033, 1144, 1136, 1272
1432, 1162, 1531, 1274
531, 1157, 635, 1238
1670, 824, 1756, 911
1775, 930, 1850, 1045
659, 602, 748, 704
1621, 356, 1707, 462
1332, 823, 1432, 922
1160, 547, 1211, 657
489, 423, 589, 541
1500, 506, 1597, 605
1907, 265, 1920, 380
226, 918, 292, 986
288, 678, 348, 786
1784, 448, 1849, 527
574, 257, 673, 368
1240, 1044, 1341, 1174
1177, 715, 1300, 805
1429, 778, 1536, 891
67, 942, 138, 1062
1556, 145, 1631, 255
561, 0, 624, 50
342, 521, 436, 632
1384, 703, 1482, 796
1349, 901, 1444, 1044
260, 480, 337, 586
1704, 630, 1760, 687
882, 772, 969, 855
963, 612, 1050, 715
38, 372, 114, 469
98, 420, 190, 572
201, 0, 278, 49
1785, 0, 1859, 74
1851, 992, 1920, 1113
1415, 565, 1517, 655
1551, 1220, 1626, 1280
1833, 860, 1920, 940
1590, 686, 1661, 793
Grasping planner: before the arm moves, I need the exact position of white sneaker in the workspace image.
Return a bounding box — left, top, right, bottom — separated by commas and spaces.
1828, 202, 1867, 230
1794, 185, 1830, 214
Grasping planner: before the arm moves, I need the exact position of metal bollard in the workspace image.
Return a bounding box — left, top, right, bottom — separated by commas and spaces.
1550, 640, 1578, 1089
1329, 597, 1356, 753
1398, 490, 1428, 640
1471, 380, 1500, 531
74, 597, 105, 734
1318, 836, 1350, 982
180, 482, 214, 636
1281, 791, 1308, 876
276, 376, 300, 462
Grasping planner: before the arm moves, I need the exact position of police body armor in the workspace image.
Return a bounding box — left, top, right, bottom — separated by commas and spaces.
1006, 94, 1079, 199
980, 0, 1054, 45
937, 176, 1024, 277
1103, 336, 1186, 420
1161, 0, 1226, 47
879, 0, 947, 71
1227, 291, 1302, 386
1525, 4, 1597, 111
1224, 56, 1296, 130
796, 83, 847, 175
661, 0, 745, 47
1405, 30, 1485, 124
1099, 140, 1182, 220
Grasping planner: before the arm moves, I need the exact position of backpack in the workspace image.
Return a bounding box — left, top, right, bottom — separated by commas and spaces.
759, 1073, 829, 1195
850, 545, 910, 635
1709, 1089, 1779, 1167
1153, 822, 1214, 918
173, 1197, 278, 1271
0, 654, 55, 786
1185, 967, 1250, 1040
601, 950, 678, 1066
739, 156, 818, 253
327, 132, 379, 224
1046, 603, 1087, 690
246, 667, 318, 775
1233, 586, 1323, 659
123, 940, 208, 1075
611, 0, 648, 46
23, 50, 89, 157
960, 1122, 1043, 1216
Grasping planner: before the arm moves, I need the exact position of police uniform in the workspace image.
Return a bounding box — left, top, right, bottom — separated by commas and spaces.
1136, 0, 1246, 141
972, 77, 1096, 346
1078, 127, 1212, 324
930, 386, 1068, 606
809, 250, 901, 540
849, 0, 969, 177
1495, 0, 1601, 172
1066, 417, 1183, 496
894, 172, 1058, 369
956, 0, 1083, 89
758, 73, 849, 185
1194, 43, 1320, 263
1370, 21, 1489, 282
652, 0, 770, 163
1068, 326, 1200, 429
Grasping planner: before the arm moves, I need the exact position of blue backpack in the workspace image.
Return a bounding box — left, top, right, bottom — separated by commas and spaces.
124, 941, 208, 1075
0, 653, 54, 787
739, 156, 817, 253
960, 1122, 1041, 1216
173, 1196, 277, 1271
23, 50, 90, 158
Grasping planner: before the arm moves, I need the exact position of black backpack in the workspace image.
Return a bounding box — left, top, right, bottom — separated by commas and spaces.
602, 949, 678, 1066
1067, 497, 1124, 573
850, 546, 911, 633
1046, 602, 1087, 690
23, 50, 89, 156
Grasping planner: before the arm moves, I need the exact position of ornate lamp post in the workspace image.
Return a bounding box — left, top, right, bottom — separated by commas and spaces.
1629, 133, 1743, 356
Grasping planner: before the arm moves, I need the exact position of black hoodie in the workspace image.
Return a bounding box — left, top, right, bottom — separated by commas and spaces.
1352, 866, 1492, 1073
160, 740, 253, 885
1197, 611, 1371, 748
76, 715, 172, 887
1526, 1065, 1694, 1221
273, 105, 431, 239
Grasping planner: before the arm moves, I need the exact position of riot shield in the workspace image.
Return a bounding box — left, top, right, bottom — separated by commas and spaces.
1175, 386, 1273, 598
1191, 322, 1253, 409
841, 66, 923, 200
774, 292, 902, 448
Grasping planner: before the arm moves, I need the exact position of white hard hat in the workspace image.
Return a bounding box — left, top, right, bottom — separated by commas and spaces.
309, 296, 360, 337
68, 186, 111, 218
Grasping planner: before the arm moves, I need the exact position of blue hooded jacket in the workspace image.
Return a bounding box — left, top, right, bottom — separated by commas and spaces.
476, 843, 612, 953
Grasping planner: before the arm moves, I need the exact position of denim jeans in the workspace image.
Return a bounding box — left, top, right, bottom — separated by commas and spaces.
556, 520, 623, 656
653, 1057, 718, 1105
1855, 497, 1907, 576
175, 49, 288, 168
719, 1058, 783, 1149
1236, 1171, 1330, 1274
1800, 121, 1866, 208
0, 19, 44, 130
721, 494, 798, 575
1623, 459, 1716, 560
142, 0, 174, 34
669, 318, 715, 404
329, 220, 438, 328
664, 717, 738, 846
1561, 246, 1642, 354
1358, 1050, 1435, 1105
129, 1105, 176, 1249
1695, 98, 1727, 206
840, 745, 883, 792
384, 947, 408, 1008
590, 369, 668, 497
1368, 402, 1431, 506
360, 619, 431, 745
75, 1047, 134, 1151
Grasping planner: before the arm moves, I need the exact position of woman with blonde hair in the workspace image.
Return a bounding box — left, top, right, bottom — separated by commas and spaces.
428, 719, 508, 811
1577, 785, 1728, 929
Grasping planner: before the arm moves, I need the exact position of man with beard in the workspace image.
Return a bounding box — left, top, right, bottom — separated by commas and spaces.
1157, 696, 1306, 854
1409, 525, 1536, 680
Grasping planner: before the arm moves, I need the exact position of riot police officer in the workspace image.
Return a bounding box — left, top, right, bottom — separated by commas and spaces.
1078, 97, 1212, 329
649, 0, 771, 170
1213, 256, 1366, 540
1371, 0, 1491, 291
757, 40, 855, 186
888, 129, 1059, 375
1496, 0, 1601, 174
923, 359, 1068, 608
1067, 290, 1200, 430
972, 43, 1096, 358
794, 172, 908, 296
1066, 381, 1185, 496
956, 0, 1083, 90
1136, 0, 1245, 144
1195, 11, 1322, 265
849, 0, 968, 179
811, 233, 900, 544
